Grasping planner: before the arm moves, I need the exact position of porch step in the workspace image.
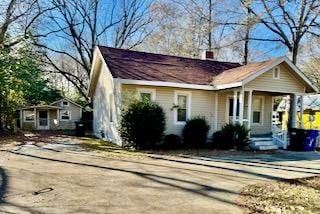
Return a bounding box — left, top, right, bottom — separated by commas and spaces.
251, 140, 275, 146
250, 137, 273, 141
249, 137, 279, 150
252, 144, 279, 150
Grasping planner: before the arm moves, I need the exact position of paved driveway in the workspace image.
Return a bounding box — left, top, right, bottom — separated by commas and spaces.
1, 136, 320, 214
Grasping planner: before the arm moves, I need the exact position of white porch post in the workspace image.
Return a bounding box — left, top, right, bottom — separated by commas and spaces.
57, 109, 59, 126
290, 94, 297, 128
239, 88, 244, 125
34, 108, 37, 129
233, 90, 238, 124
299, 95, 304, 129
247, 90, 253, 130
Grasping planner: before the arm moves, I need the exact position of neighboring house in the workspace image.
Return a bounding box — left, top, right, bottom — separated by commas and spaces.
88, 46, 318, 146
19, 98, 83, 131
278, 95, 320, 130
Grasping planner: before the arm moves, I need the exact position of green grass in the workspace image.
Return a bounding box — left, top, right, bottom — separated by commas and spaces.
78, 137, 149, 159
238, 176, 320, 214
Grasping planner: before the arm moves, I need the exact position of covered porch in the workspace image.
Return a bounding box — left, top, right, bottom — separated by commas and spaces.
227, 87, 309, 149
19, 105, 63, 131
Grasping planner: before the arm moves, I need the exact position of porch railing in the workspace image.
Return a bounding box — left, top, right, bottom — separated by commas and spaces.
272, 125, 288, 149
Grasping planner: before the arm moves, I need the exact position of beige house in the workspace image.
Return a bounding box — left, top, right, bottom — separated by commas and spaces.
19, 98, 83, 131
88, 46, 318, 148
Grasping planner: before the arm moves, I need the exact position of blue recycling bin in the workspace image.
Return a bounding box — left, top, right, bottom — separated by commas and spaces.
304, 130, 318, 151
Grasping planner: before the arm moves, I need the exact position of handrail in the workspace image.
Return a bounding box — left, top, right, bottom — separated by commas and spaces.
272, 126, 288, 149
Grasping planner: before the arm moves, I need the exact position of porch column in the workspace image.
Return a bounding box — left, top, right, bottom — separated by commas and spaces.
57, 109, 59, 126
299, 95, 304, 129
34, 108, 36, 129
247, 90, 253, 130
290, 94, 297, 128
233, 90, 238, 124
239, 88, 244, 125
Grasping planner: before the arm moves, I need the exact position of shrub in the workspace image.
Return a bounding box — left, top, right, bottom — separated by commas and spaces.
160, 134, 182, 150
182, 116, 210, 148
120, 100, 166, 150
212, 123, 249, 150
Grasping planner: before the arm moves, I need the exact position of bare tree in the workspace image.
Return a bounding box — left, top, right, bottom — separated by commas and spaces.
34, 0, 154, 101
303, 57, 320, 89
113, 0, 154, 49
242, 0, 320, 65
0, 0, 52, 48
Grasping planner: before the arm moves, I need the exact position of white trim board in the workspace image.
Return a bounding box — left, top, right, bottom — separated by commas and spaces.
115, 78, 215, 90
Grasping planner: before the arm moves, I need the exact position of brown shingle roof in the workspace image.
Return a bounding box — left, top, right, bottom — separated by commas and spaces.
98, 46, 241, 85
212, 58, 280, 85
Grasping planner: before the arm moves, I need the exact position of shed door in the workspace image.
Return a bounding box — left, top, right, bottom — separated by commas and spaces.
38, 110, 49, 130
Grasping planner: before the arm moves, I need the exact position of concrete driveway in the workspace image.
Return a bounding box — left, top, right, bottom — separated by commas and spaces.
1, 135, 320, 214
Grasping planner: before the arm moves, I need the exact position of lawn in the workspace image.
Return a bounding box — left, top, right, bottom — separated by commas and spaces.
78, 137, 150, 159
238, 176, 320, 214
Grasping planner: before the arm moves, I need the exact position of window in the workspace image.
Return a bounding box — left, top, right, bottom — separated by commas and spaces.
309, 111, 315, 122
62, 101, 69, 107
174, 91, 191, 124
140, 92, 152, 101
252, 97, 264, 124
24, 110, 35, 122
137, 88, 155, 101
109, 93, 114, 122
60, 110, 71, 121
177, 95, 187, 121
273, 67, 280, 79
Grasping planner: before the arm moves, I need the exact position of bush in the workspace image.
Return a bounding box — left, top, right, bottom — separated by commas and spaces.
212, 123, 249, 150
160, 134, 182, 150
182, 116, 210, 148
120, 100, 166, 149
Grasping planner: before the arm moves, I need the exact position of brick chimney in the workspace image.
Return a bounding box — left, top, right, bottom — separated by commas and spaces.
201, 50, 214, 60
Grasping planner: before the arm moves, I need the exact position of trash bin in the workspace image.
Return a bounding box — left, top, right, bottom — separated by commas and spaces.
304, 130, 319, 151
75, 122, 85, 137
288, 128, 309, 151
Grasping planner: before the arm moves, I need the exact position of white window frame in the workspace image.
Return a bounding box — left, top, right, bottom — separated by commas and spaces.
252, 95, 264, 126
272, 66, 280, 79
23, 110, 35, 122
137, 88, 156, 101
61, 101, 69, 107
60, 110, 71, 121
174, 91, 191, 125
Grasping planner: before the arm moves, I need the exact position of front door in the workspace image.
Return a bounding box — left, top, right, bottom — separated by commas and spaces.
38, 110, 49, 130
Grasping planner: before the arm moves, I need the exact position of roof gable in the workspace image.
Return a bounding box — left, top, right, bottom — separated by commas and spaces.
50, 98, 83, 108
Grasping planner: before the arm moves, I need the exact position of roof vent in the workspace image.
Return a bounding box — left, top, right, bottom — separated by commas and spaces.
201, 50, 214, 60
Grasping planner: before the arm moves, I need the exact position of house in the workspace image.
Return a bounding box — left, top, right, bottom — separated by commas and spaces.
18, 98, 83, 131
88, 46, 318, 147
277, 94, 320, 130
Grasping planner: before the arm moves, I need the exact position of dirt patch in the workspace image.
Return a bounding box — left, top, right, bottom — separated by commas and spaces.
238, 176, 320, 214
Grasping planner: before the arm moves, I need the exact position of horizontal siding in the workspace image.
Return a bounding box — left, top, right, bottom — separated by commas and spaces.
121, 85, 216, 137
245, 63, 305, 93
